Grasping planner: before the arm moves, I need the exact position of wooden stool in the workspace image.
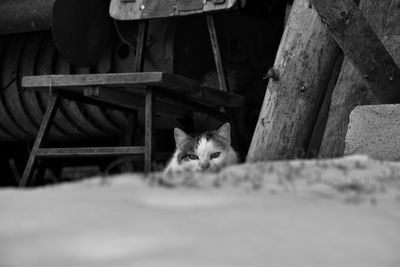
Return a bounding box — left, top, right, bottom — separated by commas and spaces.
20, 71, 243, 186
20, 1, 243, 187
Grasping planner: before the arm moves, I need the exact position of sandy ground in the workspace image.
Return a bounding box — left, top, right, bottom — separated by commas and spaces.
1, 155, 400, 267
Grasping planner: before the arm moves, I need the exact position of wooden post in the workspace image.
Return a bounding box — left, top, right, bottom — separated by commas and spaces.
310, 0, 400, 103
246, 0, 340, 162
306, 52, 344, 157
318, 0, 400, 158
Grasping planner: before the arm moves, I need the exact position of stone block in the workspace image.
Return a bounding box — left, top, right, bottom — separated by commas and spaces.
345, 104, 400, 160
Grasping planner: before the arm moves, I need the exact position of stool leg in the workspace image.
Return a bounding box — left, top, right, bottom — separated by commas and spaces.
144, 87, 154, 173
134, 20, 150, 172
122, 112, 137, 172
20, 93, 60, 187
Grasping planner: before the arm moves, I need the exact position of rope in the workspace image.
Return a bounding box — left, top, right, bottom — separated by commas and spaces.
113, 19, 137, 53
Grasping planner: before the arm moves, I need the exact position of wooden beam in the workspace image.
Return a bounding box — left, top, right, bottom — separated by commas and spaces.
310, 0, 400, 103
22, 72, 199, 93
319, 0, 400, 158
246, 0, 340, 162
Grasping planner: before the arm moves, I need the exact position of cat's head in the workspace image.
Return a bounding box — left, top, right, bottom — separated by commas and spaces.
173, 123, 232, 172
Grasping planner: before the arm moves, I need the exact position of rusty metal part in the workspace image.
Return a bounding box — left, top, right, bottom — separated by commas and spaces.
0, 0, 55, 34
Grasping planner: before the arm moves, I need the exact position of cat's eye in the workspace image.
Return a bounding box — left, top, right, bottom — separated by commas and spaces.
188, 154, 199, 160
210, 152, 221, 159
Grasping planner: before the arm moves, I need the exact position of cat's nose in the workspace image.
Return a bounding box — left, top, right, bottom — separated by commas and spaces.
200, 162, 210, 170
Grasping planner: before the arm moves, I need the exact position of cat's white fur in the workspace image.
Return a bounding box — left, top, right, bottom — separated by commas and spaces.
163, 123, 238, 177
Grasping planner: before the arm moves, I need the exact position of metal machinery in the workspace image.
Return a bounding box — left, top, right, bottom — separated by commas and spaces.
0, 0, 286, 185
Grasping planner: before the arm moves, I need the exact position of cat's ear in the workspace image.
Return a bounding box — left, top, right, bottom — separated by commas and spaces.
174, 128, 191, 149
215, 122, 231, 144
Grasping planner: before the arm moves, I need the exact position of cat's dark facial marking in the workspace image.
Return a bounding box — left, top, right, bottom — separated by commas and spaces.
210, 152, 220, 159
176, 131, 228, 164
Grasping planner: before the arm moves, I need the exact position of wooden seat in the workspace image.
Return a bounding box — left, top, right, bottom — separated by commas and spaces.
20, 0, 243, 187
22, 72, 244, 108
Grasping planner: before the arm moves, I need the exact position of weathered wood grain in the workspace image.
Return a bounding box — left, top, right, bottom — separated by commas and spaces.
319, 0, 400, 158
246, 0, 340, 162
22, 72, 244, 108
306, 52, 344, 157
310, 0, 400, 103
109, 0, 237, 20
35, 146, 145, 158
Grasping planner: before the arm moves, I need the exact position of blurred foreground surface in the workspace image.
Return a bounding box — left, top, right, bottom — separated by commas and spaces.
1, 155, 400, 267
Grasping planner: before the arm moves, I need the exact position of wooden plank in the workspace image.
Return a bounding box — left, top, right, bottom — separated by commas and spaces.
246, 0, 340, 162
22, 72, 165, 88
22, 72, 244, 108
109, 0, 237, 20
20, 93, 60, 187
155, 90, 229, 122
79, 85, 243, 109
306, 52, 344, 157
83, 87, 190, 118
319, 0, 400, 158
22, 72, 200, 94
310, 0, 400, 103
159, 73, 201, 94
35, 146, 145, 158
64, 87, 228, 121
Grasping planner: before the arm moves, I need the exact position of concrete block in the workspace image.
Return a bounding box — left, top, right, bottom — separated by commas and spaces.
345, 104, 400, 160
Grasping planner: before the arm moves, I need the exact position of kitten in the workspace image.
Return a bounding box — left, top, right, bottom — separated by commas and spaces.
163, 123, 238, 178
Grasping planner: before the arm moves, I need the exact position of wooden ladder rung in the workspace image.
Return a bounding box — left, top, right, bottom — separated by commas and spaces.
35, 146, 145, 158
